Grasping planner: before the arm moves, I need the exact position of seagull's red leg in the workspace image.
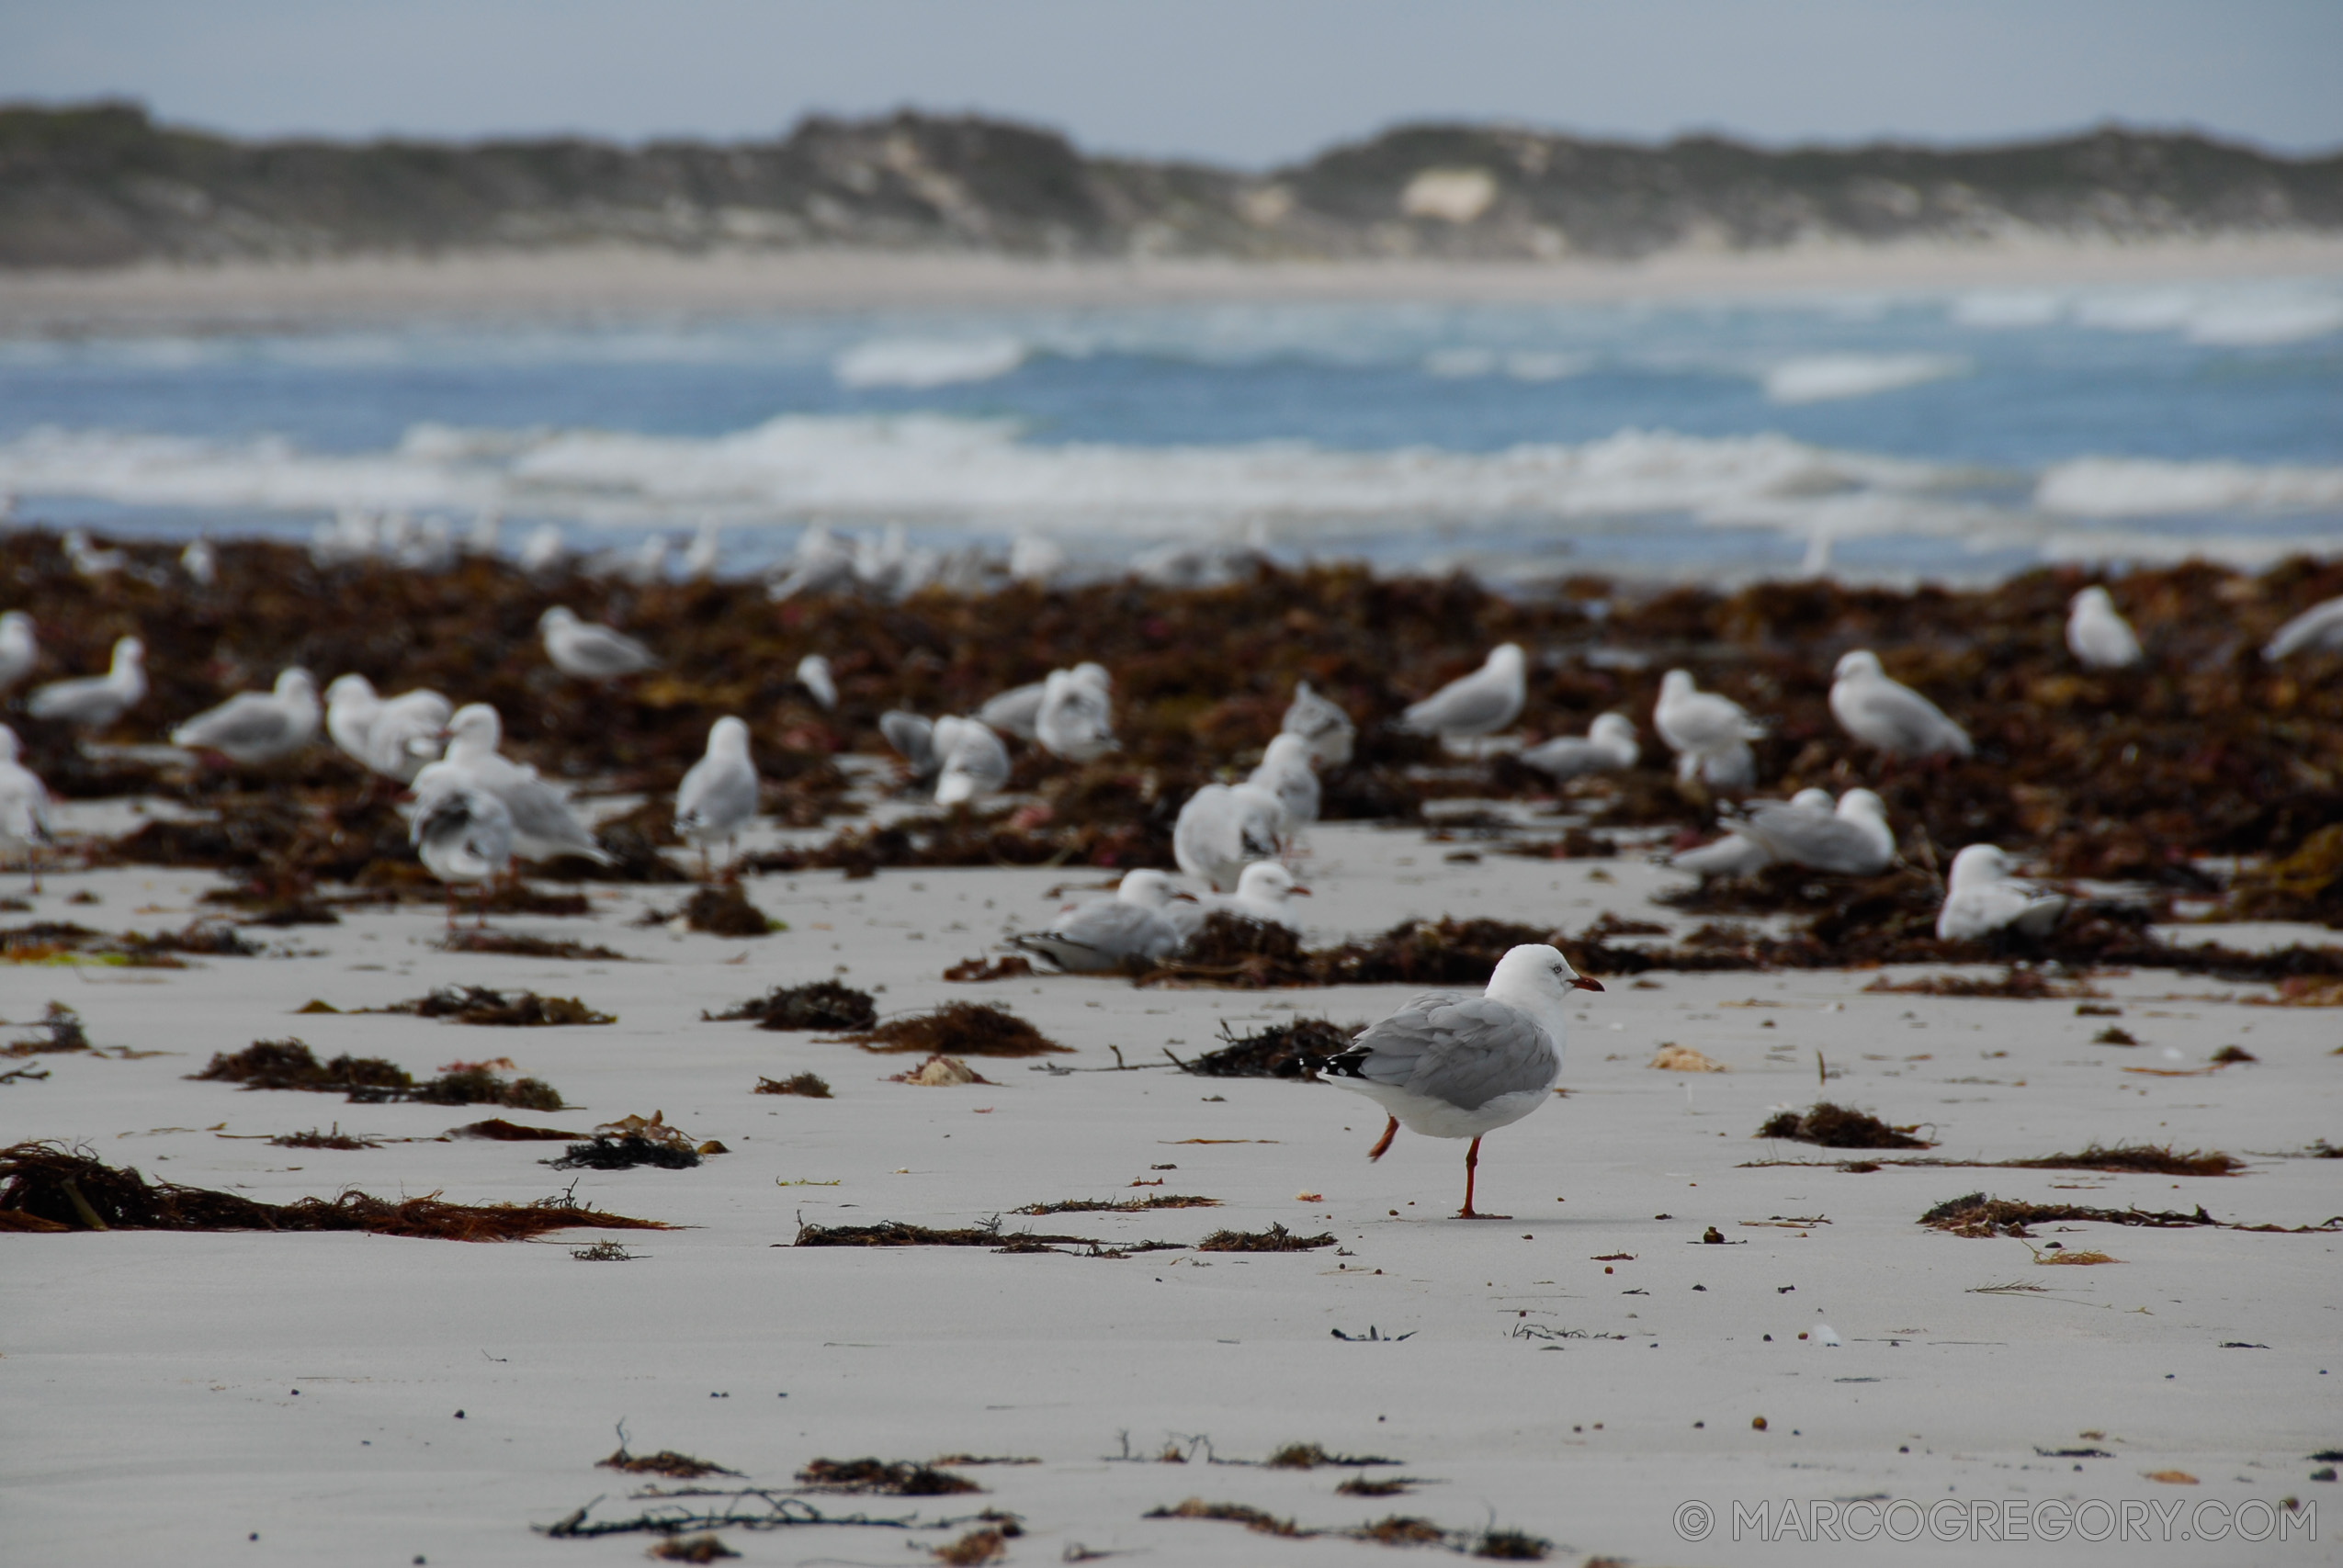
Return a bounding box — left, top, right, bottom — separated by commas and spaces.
1366, 1116, 1398, 1161
1458, 1136, 1482, 1218
445, 883, 458, 932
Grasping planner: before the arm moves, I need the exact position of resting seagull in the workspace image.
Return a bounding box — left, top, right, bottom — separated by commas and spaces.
2066, 586, 2143, 670
1199, 860, 1311, 930
1246, 734, 1320, 837
0, 611, 35, 695
539, 606, 658, 680
1281, 681, 1355, 769
1303, 944, 1602, 1219
1937, 844, 2069, 942
1399, 644, 1525, 744
1731, 788, 1896, 876
673, 716, 759, 877
1012, 869, 1187, 972
1829, 650, 1972, 760
410, 777, 515, 929
412, 704, 612, 866
1522, 713, 1639, 782
880, 711, 938, 781
932, 716, 1011, 807
28, 637, 146, 732
171, 668, 321, 766
2262, 594, 2343, 660
326, 676, 450, 784
1036, 666, 1116, 761
1173, 782, 1285, 892
1671, 787, 1834, 878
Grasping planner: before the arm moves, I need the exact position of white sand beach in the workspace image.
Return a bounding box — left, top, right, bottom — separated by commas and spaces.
5, 817, 2337, 1566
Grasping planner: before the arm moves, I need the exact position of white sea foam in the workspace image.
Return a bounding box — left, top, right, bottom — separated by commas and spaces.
2037, 457, 2343, 517
832, 336, 1029, 389
2181, 296, 2343, 346
1423, 348, 1590, 381
1950, 291, 2066, 329
1761, 355, 1967, 404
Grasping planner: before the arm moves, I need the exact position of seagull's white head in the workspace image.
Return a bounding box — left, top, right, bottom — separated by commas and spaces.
0, 723, 18, 762
1235, 861, 1308, 903
707, 715, 752, 759
1837, 787, 1888, 823
325, 673, 376, 706
1117, 868, 1179, 908
113, 637, 145, 671
1487, 945, 1604, 1040
1259, 733, 1314, 773
1071, 661, 1112, 693
1833, 649, 1883, 682
1946, 842, 2014, 890
2071, 585, 2114, 614
539, 606, 578, 633
444, 703, 503, 755
1659, 669, 1696, 702
275, 668, 316, 700
1590, 713, 1637, 748
1790, 787, 1835, 813
1488, 643, 1526, 675
0, 610, 30, 639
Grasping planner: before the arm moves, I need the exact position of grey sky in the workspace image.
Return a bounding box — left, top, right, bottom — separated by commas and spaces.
5, 0, 2338, 165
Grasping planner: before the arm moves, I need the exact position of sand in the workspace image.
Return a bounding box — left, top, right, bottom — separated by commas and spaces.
4, 810, 2338, 1565
6, 235, 2343, 334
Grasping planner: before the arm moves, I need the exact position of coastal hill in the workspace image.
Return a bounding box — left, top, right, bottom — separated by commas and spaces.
5, 100, 2340, 270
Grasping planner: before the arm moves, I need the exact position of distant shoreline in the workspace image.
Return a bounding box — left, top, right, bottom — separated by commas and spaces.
6, 234, 2342, 334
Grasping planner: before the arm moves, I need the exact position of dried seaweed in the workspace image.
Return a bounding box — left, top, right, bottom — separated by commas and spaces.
6, 1002, 91, 1055
1144, 1498, 1305, 1537
705, 981, 877, 1032
372, 987, 615, 1026
449, 1117, 587, 1140
797, 1459, 981, 1496
1262, 1444, 1401, 1469
753, 1073, 832, 1098
268, 1124, 379, 1150
2223, 824, 2343, 928
1756, 1103, 1934, 1149
0, 1142, 666, 1239
1864, 968, 2099, 999
791, 1218, 1106, 1252
192, 1038, 563, 1109
1919, 1191, 2340, 1238
640, 883, 780, 936
1195, 1223, 1334, 1252
1175, 1018, 1355, 1078
933, 1524, 1012, 1564
1012, 1195, 1221, 1213
550, 1134, 701, 1170
942, 955, 1035, 983
649, 1536, 739, 1563
437, 930, 631, 961
2001, 1144, 2242, 1177
600, 1447, 741, 1480
843, 1002, 1070, 1057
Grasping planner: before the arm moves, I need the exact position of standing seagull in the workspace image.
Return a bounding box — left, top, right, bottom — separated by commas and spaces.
538, 606, 658, 680
1399, 644, 1526, 744
27, 636, 146, 733
795, 654, 839, 711
2066, 587, 2143, 670
1829, 650, 1972, 761
0, 612, 35, 695
1173, 782, 1285, 892
2263, 594, 2343, 660
1281, 681, 1355, 769
1521, 713, 1639, 782
171, 668, 321, 766
412, 704, 612, 865
1937, 844, 2070, 942
409, 778, 515, 930
1246, 734, 1320, 837
1304, 944, 1602, 1219
0, 725, 55, 892
1036, 667, 1116, 761
1654, 670, 1762, 790
674, 716, 760, 877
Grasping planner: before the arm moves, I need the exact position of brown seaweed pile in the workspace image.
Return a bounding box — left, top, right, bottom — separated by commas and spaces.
2222, 825, 2343, 928
437, 930, 631, 960
1756, 1104, 1935, 1149
842, 1002, 1070, 1057
599, 1447, 741, 1480
640, 883, 780, 935
753, 1072, 833, 1098
192, 1038, 564, 1109
1174, 1017, 1356, 1077
1012, 1195, 1221, 1213
372, 987, 615, 1026
705, 981, 877, 1031
1919, 1191, 2340, 1238
0, 1141, 667, 1239
797, 1459, 980, 1496
1194, 1223, 1335, 1252
6, 1002, 93, 1055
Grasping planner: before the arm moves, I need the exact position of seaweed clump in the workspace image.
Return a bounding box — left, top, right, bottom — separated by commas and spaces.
753, 1072, 832, 1098
6, 1003, 92, 1055
0, 1141, 667, 1239
795, 1458, 980, 1496
2222, 824, 2343, 928
705, 981, 876, 1032
1195, 1223, 1335, 1252
376, 987, 615, 1026
1178, 1017, 1355, 1077
192, 1038, 564, 1109
549, 1111, 717, 1169
1757, 1103, 1934, 1149
844, 1002, 1070, 1057
640, 883, 780, 936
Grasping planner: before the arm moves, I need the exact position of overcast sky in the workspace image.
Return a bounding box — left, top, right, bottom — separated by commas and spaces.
6, 1, 2338, 165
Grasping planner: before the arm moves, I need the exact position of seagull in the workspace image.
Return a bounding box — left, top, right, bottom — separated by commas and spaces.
324, 675, 451, 783
1654, 670, 1763, 788
0, 612, 35, 694
796, 654, 838, 712
1731, 788, 1896, 876
1937, 844, 2070, 942
680, 522, 722, 580
540, 606, 658, 680
1037, 667, 1116, 761
674, 716, 759, 877
2261, 594, 2343, 660
2066, 586, 2143, 670
1670, 788, 1835, 877
933, 716, 1011, 807
62, 528, 127, 578
1011, 869, 1187, 972
412, 704, 611, 865
1399, 644, 1525, 743
1521, 713, 1639, 782
0, 724, 56, 892
768, 525, 858, 601
171, 668, 321, 765
1829, 650, 1972, 760
1172, 782, 1285, 892
977, 680, 1047, 740
465, 511, 503, 557
879, 711, 938, 780
1009, 532, 1067, 584
1303, 944, 1602, 1219
1247, 734, 1320, 837
1282, 681, 1354, 769
517, 524, 567, 574
27, 636, 146, 731
1200, 860, 1311, 930
409, 776, 515, 929
180, 537, 218, 587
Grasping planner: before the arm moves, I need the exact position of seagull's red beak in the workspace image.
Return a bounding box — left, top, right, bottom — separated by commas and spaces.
1571, 976, 1605, 992
1291, 886, 1313, 897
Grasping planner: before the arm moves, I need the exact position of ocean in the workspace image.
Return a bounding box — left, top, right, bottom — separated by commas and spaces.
3, 275, 2339, 586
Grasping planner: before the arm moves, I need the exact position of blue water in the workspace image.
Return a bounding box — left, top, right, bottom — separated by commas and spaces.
3, 280, 2339, 583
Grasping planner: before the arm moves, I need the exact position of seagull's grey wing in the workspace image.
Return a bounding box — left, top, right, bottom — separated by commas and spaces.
977, 683, 1046, 739
1671, 832, 1770, 877
27, 677, 106, 722
500, 776, 610, 860
1349, 997, 1556, 1112
1402, 672, 1511, 735
1740, 806, 1878, 874
945, 723, 1010, 788
879, 711, 936, 773
1521, 737, 1610, 779
1842, 682, 1969, 756
1052, 899, 1177, 958
676, 755, 758, 836
174, 694, 291, 753
2264, 597, 2343, 660
578, 626, 658, 672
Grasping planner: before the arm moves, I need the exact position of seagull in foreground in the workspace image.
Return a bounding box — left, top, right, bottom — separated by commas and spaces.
2261, 594, 2343, 660
1399, 644, 1526, 743
1670, 787, 1834, 878
539, 606, 658, 680
674, 716, 759, 877
412, 704, 611, 865
0, 724, 56, 892
1521, 713, 1639, 782
1036, 667, 1116, 761
1730, 787, 1896, 876
1281, 681, 1355, 769
1173, 782, 1285, 892
932, 716, 1011, 807
1654, 670, 1762, 789
795, 654, 838, 711
1246, 734, 1321, 837
1304, 944, 1602, 1219
0, 612, 35, 694
1200, 860, 1311, 930
27, 636, 146, 732
409, 777, 515, 929
1936, 844, 2070, 942
1011, 869, 1188, 972
1829, 650, 1972, 760
2066, 586, 2143, 670
171, 668, 321, 766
